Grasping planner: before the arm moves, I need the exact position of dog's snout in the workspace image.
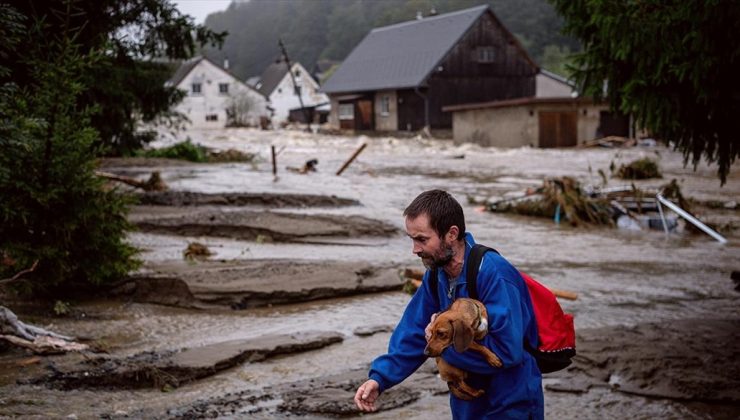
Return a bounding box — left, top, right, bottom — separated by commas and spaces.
423, 346, 431, 357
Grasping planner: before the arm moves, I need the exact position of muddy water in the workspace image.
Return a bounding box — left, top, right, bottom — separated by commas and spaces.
2, 128, 738, 418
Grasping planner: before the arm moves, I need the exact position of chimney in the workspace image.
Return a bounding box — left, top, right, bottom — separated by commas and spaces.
223, 57, 229, 70
416, 11, 423, 20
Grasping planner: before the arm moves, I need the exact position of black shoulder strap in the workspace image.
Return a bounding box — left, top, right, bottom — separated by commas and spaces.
466, 244, 499, 300
427, 244, 499, 302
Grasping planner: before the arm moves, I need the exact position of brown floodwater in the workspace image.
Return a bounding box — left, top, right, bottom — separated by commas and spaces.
1, 128, 738, 419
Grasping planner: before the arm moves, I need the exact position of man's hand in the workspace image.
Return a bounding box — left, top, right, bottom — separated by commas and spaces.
424, 312, 439, 341
354, 379, 380, 412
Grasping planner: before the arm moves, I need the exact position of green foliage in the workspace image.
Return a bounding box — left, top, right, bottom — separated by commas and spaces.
137, 140, 208, 162
4, 0, 226, 156
202, 0, 579, 79
0, 6, 139, 295
550, 0, 740, 184
616, 158, 662, 180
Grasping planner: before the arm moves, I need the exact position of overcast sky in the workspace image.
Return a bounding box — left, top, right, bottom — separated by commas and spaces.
172, 0, 235, 24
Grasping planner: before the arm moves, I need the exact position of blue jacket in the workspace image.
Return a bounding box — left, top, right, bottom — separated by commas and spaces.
369, 233, 544, 419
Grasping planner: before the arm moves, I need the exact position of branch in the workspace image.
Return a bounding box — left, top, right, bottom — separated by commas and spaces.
0, 260, 39, 286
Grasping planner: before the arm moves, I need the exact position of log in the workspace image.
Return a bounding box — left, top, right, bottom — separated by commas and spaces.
0, 306, 89, 354
336, 143, 367, 176
95, 170, 167, 191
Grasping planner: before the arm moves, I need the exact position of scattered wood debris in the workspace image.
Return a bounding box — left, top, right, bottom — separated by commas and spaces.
578, 136, 636, 148
96, 170, 167, 191
616, 157, 662, 180
183, 242, 212, 261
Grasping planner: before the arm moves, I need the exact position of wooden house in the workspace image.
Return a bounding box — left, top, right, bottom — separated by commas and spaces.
321, 5, 538, 132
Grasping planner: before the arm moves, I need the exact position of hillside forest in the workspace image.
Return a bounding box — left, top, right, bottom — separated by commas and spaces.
201, 0, 579, 80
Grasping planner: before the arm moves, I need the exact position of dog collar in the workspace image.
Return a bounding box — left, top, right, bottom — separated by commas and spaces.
473, 302, 488, 333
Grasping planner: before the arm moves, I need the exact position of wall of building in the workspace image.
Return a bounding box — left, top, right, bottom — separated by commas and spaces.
373, 90, 398, 131
269, 63, 329, 124
452, 101, 608, 147
536, 74, 574, 98
176, 59, 268, 129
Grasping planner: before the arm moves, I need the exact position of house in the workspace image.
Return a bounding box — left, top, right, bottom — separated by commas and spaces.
166, 56, 269, 129
254, 59, 329, 125
443, 70, 631, 148
320, 5, 538, 132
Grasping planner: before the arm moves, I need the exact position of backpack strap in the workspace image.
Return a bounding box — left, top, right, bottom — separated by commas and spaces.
465, 244, 499, 301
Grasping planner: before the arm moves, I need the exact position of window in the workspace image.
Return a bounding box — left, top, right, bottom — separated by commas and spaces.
191, 83, 202, 94
380, 96, 390, 116
205, 114, 218, 121
338, 103, 354, 120
294, 85, 302, 96
476, 46, 495, 63
219, 83, 229, 94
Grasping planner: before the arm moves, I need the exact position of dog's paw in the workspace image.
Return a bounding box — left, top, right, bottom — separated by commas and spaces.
486, 352, 503, 368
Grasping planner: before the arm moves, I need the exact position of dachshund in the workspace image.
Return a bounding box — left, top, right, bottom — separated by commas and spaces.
424, 298, 502, 400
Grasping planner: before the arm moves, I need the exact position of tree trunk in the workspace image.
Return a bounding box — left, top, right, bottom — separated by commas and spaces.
0, 306, 88, 354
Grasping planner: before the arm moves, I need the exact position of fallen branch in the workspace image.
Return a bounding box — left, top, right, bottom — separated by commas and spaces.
336, 143, 367, 176
95, 170, 167, 191
0, 306, 89, 354
0, 260, 38, 286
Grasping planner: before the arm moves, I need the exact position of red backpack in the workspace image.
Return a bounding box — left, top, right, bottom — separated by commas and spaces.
428, 244, 576, 373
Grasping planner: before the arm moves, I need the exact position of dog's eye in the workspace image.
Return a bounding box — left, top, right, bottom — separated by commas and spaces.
437, 332, 446, 338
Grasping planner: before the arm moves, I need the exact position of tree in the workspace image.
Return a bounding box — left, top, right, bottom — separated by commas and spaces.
0, 4, 139, 295
3, 0, 225, 156
550, 0, 739, 184
226, 90, 256, 128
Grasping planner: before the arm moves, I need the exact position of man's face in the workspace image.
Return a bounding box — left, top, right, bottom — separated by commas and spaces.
405, 214, 455, 269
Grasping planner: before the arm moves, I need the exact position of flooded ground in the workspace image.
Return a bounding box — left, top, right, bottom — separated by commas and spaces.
1, 128, 739, 419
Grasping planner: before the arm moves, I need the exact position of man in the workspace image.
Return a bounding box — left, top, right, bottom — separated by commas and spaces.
354, 189, 543, 419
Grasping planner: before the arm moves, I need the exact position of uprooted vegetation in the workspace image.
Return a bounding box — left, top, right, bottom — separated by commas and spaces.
616, 157, 662, 180
487, 177, 688, 227
136, 140, 256, 163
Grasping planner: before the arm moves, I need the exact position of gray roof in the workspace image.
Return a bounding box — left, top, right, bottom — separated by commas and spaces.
166, 56, 204, 87
321, 5, 490, 94
257, 59, 290, 96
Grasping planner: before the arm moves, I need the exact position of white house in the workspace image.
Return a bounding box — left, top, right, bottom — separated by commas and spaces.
166, 56, 269, 129
253, 59, 328, 124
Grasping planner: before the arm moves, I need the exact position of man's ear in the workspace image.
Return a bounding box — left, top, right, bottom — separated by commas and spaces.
446, 225, 459, 242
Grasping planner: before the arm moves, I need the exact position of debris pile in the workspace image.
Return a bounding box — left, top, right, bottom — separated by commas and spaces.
616, 157, 662, 180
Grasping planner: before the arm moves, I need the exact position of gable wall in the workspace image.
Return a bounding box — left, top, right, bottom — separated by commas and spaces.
269, 63, 329, 124
175, 59, 268, 129
426, 11, 537, 128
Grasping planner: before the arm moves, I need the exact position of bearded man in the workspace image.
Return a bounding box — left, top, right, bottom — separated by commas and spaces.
354, 189, 543, 419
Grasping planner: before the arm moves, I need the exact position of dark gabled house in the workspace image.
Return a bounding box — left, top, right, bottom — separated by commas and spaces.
321, 5, 538, 132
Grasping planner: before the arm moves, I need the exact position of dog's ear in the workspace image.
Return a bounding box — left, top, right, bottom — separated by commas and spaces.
452, 318, 474, 353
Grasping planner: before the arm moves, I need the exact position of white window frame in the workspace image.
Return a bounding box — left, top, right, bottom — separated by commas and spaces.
477, 46, 495, 63
338, 103, 354, 120
218, 83, 229, 94
380, 96, 390, 116
191, 83, 202, 95
205, 114, 218, 122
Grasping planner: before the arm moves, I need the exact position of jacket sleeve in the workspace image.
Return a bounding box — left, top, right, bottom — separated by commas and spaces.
441, 254, 528, 374
368, 271, 440, 393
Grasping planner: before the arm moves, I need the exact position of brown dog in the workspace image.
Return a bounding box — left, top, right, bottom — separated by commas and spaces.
424, 298, 502, 400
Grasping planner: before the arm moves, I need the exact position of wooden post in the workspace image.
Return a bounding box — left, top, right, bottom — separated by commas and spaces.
336, 143, 367, 176
271, 145, 277, 177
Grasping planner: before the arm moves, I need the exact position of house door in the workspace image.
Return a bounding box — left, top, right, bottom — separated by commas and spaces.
356, 100, 374, 130
539, 111, 577, 148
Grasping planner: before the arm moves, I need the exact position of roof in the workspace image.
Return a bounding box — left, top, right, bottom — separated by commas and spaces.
322, 5, 494, 94
257, 58, 291, 96
442, 96, 599, 113
166, 56, 204, 87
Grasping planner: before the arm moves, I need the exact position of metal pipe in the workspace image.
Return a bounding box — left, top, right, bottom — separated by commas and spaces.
656, 194, 727, 243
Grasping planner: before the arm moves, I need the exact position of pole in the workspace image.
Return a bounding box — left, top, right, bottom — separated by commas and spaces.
656, 194, 727, 243
278, 38, 311, 131
336, 143, 367, 176
271, 145, 277, 177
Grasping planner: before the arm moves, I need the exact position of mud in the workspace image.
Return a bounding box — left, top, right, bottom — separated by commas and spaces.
136, 191, 360, 208
30, 331, 343, 391
121, 260, 405, 309
133, 209, 398, 244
